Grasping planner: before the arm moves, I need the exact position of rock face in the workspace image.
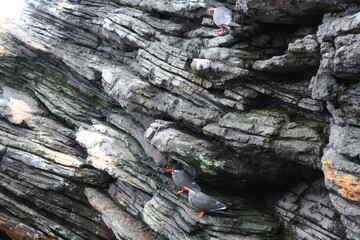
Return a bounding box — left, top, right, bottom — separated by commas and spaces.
0, 0, 359, 239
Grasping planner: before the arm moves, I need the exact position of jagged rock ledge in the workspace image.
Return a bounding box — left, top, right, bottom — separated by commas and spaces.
0, 0, 359, 239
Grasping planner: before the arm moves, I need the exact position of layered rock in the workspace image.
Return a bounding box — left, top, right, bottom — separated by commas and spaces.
0, 0, 359, 239
274, 179, 346, 240
312, 10, 360, 240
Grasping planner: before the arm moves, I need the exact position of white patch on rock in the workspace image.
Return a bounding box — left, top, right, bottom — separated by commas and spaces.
0, 86, 43, 126
9, 98, 33, 125
190, 58, 212, 71
76, 126, 138, 173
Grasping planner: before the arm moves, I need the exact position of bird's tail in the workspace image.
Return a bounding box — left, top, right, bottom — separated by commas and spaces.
228, 21, 241, 27
212, 209, 237, 218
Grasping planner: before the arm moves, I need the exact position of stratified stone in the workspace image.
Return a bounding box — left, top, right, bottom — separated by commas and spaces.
274, 180, 346, 240
76, 122, 161, 193
107, 113, 168, 167
142, 192, 281, 240
236, 0, 346, 24
0, 0, 359, 239
145, 119, 321, 192
102, 66, 222, 127
311, 11, 360, 239
253, 53, 320, 73
203, 110, 326, 169
253, 34, 320, 73
84, 188, 163, 240
108, 180, 152, 218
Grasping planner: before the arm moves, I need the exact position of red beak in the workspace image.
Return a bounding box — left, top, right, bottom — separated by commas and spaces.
165, 169, 175, 172
184, 187, 191, 191
208, 8, 215, 12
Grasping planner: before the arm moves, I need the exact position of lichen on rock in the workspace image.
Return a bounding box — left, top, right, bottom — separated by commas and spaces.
0, 0, 359, 239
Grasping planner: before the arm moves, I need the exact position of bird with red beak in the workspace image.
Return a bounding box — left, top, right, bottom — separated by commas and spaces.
165, 169, 201, 193
184, 187, 236, 218
208, 6, 241, 36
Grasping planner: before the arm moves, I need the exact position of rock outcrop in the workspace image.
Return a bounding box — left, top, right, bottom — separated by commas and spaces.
0, 0, 359, 239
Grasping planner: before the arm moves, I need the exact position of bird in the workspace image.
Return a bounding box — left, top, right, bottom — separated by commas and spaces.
208, 6, 241, 36
184, 187, 237, 218
165, 169, 201, 193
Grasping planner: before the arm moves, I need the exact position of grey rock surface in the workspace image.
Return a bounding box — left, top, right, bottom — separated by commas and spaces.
236, 0, 347, 24
274, 179, 346, 240
0, 0, 359, 239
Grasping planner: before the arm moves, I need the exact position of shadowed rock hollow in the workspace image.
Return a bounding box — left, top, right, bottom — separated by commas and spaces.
0, 0, 359, 239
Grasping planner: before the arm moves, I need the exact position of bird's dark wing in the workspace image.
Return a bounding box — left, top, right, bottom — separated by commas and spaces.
214, 7, 232, 26
190, 192, 226, 212
173, 171, 201, 191
190, 182, 201, 191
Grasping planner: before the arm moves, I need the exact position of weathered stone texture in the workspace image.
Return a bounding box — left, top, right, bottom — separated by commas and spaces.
0, 0, 359, 239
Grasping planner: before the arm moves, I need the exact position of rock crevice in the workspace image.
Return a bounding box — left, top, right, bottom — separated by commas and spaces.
0, 0, 359, 239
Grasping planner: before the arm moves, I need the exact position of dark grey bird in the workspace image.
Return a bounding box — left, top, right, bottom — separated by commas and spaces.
208, 6, 241, 35
165, 169, 201, 193
184, 187, 236, 218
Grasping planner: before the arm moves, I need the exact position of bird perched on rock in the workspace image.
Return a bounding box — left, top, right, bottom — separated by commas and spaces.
184, 187, 236, 218
165, 169, 201, 193
208, 6, 241, 36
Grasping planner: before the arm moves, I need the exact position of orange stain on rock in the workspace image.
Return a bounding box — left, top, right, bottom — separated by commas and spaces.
91, 222, 117, 240
0, 222, 57, 240
116, 192, 126, 201
323, 159, 360, 201
0, 225, 22, 240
